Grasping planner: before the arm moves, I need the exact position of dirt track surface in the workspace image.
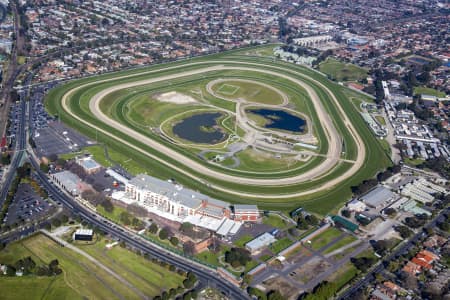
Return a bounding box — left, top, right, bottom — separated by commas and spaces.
61, 61, 365, 198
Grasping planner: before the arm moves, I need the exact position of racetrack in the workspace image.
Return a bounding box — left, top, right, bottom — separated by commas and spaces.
59, 60, 366, 199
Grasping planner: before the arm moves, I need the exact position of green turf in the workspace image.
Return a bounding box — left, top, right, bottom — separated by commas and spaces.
308, 227, 343, 251
413, 86, 446, 98
319, 58, 368, 82
212, 79, 285, 105
0, 234, 136, 299
262, 214, 290, 229
233, 234, 254, 247
322, 234, 358, 254
270, 237, 294, 254
77, 237, 185, 295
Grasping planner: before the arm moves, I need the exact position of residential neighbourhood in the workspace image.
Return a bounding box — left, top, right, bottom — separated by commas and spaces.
0, 1, 448, 299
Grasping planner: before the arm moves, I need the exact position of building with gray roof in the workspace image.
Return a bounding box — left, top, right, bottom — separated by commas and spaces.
360, 186, 395, 209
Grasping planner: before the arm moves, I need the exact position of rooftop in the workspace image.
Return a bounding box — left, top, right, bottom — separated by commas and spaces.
129, 174, 230, 210
360, 186, 394, 207
245, 232, 277, 251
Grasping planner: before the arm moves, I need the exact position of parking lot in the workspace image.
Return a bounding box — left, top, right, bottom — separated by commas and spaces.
4, 183, 54, 226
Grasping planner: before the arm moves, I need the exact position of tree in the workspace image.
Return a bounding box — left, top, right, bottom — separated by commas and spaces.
384, 207, 396, 217
119, 211, 131, 226
39, 162, 49, 173
1, 153, 11, 165
342, 209, 351, 218
183, 241, 196, 256
51, 218, 61, 228
351, 256, 375, 272
148, 223, 158, 234
170, 236, 179, 246
224, 248, 251, 267
100, 198, 114, 213
394, 225, 413, 238
60, 215, 69, 224
267, 290, 285, 300
159, 228, 169, 240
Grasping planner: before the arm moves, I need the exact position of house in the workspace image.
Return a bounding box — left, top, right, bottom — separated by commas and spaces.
402, 261, 421, 275
73, 229, 94, 241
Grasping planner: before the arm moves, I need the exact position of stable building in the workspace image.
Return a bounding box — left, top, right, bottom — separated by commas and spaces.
360, 186, 395, 209
245, 232, 277, 254
73, 229, 93, 241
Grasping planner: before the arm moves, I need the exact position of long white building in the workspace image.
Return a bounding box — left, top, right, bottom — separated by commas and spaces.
112, 174, 259, 236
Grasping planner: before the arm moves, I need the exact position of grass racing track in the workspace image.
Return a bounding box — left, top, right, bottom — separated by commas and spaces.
46, 47, 391, 214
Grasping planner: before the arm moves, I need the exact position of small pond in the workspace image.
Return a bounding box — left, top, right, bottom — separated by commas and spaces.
172, 112, 227, 144
248, 108, 306, 133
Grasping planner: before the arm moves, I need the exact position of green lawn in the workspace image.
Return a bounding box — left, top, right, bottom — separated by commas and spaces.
270, 237, 294, 254
413, 86, 446, 98
319, 58, 368, 82
77, 237, 185, 295
326, 262, 358, 291
323, 234, 358, 254
262, 214, 290, 229
96, 205, 129, 224
233, 234, 254, 247
0, 234, 150, 299
308, 227, 342, 251
375, 116, 386, 126
403, 157, 425, 166
212, 79, 285, 105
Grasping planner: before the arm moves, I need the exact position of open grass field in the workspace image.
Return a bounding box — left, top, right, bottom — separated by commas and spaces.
211, 79, 285, 105
262, 214, 291, 229
308, 227, 343, 251
44, 45, 391, 215
319, 58, 368, 82
322, 234, 358, 254
0, 234, 185, 300
76, 237, 185, 295
413, 86, 446, 98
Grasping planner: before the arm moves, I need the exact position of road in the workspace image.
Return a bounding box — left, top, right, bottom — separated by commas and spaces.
60, 60, 366, 199
337, 207, 449, 299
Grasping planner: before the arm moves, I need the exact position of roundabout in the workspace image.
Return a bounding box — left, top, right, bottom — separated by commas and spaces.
45, 49, 391, 213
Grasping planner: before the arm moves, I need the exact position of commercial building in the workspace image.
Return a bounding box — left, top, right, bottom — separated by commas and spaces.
76, 156, 102, 174
51, 170, 82, 196
233, 205, 260, 221
73, 229, 93, 241
112, 174, 258, 236
245, 232, 277, 254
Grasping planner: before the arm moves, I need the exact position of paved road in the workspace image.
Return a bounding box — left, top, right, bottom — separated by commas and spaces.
60, 60, 365, 199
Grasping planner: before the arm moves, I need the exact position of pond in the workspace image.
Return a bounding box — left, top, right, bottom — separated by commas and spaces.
248, 108, 306, 133
172, 112, 227, 144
